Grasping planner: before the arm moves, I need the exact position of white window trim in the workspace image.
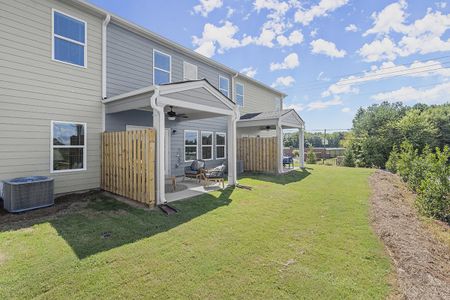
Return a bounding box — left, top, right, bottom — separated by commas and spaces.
201, 131, 214, 161
153, 49, 172, 85
218, 75, 230, 97
51, 9, 87, 68
183, 61, 198, 81
184, 130, 198, 162
235, 82, 244, 107
50, 120, 87, 173
215, 132, 227, 159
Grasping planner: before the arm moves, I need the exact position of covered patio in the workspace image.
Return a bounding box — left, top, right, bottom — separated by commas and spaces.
237, 109, 305, 173
102, 79, 240, 206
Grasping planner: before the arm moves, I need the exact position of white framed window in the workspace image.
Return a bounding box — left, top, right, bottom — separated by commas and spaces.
201, 131, 213, 160
219, 76, 230, 97
52, 9, 87, 67
51, 121, 87, 173
235, 82, 244, 106
184, 130, 198, 162
183, 61, 198, 81
216, 132, 226, 159
153, 49, 171, 85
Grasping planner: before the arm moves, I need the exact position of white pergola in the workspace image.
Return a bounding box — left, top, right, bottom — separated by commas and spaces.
237, 109, 305, 173
103, 79, 240, 205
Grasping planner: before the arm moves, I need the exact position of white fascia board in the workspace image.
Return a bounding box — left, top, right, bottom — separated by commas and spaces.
102, 86, 155, 104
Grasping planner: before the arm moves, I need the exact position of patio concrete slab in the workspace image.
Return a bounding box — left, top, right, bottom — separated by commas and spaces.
165, 178, 222, 203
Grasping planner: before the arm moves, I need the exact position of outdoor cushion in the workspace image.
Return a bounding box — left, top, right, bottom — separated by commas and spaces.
190, 160, 205, 171
184, 168, 199, 175
205, 165, 225, 179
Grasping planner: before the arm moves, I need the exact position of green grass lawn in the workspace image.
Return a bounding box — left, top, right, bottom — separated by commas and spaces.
0, 165, 392, 299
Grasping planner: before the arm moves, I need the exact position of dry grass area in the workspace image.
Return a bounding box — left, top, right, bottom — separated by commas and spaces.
369, 170, 450, 299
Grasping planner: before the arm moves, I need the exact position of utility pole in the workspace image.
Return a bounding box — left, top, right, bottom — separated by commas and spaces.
323, 129, 326, 164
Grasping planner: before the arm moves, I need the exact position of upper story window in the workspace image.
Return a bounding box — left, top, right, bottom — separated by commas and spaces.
235, 82, 244, 106
153, 50, 171, 85
52, 10, 86, 67
275, 97, 281, 111
51, 121, 86, 173
219, 76, 230, 97
183, 61, 198, 81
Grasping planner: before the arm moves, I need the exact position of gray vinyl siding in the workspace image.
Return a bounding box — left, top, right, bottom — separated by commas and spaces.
237, 76, 282, 114
165, 88, 231, 111
105, 111, 227, 176
0, 0, 103, 194
282, 110, 303, 127
106, 23, 232, 98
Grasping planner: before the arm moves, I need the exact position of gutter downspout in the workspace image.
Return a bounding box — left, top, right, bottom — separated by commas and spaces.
150, 88, 165, 205
101, 14, 111, 132
231, 72, 239, 103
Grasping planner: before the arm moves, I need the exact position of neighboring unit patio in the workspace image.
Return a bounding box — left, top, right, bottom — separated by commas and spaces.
237, 109, 305, 174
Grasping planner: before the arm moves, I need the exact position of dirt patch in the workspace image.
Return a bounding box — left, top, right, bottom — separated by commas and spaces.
0, 191, 99, 231
369, 170, 450, 299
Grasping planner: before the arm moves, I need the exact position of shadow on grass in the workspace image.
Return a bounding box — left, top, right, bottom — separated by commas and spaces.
1, 188, 234, 259
239, 168, 311, 185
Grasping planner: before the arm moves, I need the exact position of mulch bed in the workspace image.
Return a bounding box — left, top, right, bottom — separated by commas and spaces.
369, 170, 450, 299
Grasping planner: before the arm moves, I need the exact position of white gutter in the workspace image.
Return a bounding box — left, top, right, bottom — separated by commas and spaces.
102, 14, 111, 100
231, 72, 239, 103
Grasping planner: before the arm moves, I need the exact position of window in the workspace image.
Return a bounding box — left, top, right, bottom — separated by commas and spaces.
183, 61, 198, 80
52, 10, 86, 67
184, 130, 198, 162
216, 132, 226, 159
201, 131, 213, 160
219, 76, 230, 97
51, 121, 86, 172
235, 82, 244, 106
275, 97, 281, 111
153, 50, 171, 85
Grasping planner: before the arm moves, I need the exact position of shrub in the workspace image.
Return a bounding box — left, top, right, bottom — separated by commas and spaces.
292, 149, 299, 158
416, 146, 450, 221
386, 145, 399, 173
342, 149, 356, 167
396, 141, 424, 191
306, 147, 317, 164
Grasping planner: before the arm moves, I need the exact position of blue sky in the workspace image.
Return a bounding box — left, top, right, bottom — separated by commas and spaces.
88, 0, 450, 130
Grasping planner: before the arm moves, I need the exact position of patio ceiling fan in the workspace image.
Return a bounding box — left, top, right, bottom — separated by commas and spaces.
166, 106, 188, 121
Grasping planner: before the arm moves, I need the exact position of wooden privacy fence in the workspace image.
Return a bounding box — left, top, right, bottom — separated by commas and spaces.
237, 137, 278, 173
101, 129, 156, 206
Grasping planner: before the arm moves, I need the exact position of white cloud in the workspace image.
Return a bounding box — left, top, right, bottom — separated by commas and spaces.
317, 71, 330, 81
192, 21, 241, 57
286, 103, 305, 112
345, 24, 358, 32
341, 107, 351, 113
310, 39, 346, 58
360, 5, 450, 61
295, 0, 349, 26
270, 53, 300, 71
272, 76, 295, 87
371, 82, 450, 104
359, 37, 397, 62
193, 0, 223, 17
226, 7, 235, 18
364, 0, 408, 36
276, 30, 304, 46
310, 28, 318, 37
306, 97, 343, 111
240, 66, 258, 78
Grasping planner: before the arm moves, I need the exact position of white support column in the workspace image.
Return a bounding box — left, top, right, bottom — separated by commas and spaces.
299, 127, 305, 168
227, 114, 237, 186
276, 122, 283, 174
151, 90, 166, 205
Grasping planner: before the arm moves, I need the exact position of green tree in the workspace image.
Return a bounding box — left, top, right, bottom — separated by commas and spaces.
306, 147, 317, 164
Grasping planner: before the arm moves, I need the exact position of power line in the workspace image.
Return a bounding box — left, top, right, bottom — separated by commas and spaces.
299, 54, 450, 87
299, 64, 450, 92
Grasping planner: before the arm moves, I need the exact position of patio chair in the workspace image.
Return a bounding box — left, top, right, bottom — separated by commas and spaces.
202, 164, 226, 189
283, 156, 294, 169
183, 159, 206, 182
